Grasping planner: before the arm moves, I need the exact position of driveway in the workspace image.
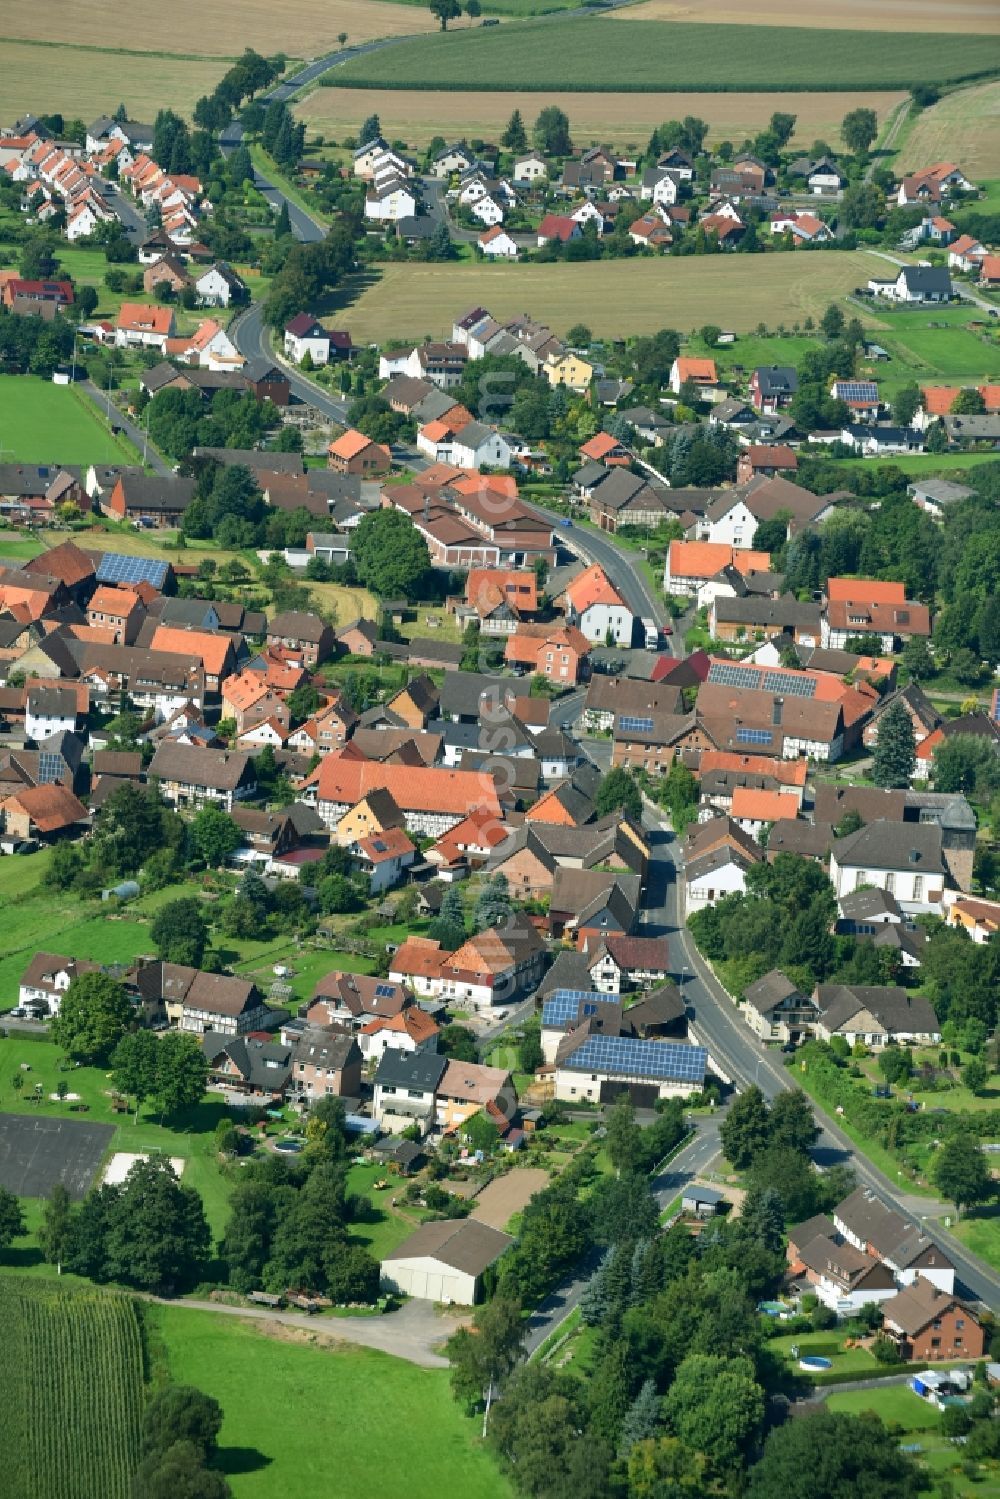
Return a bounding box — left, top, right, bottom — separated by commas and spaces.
157, 1294, 463, 1369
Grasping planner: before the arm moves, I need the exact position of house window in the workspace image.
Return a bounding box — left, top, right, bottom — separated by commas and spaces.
855, 871, 867, 890
913, 876, 924, 901
885, 873, 895, 895
930, 1337, 941, 1348
956, 1319, 965, 1329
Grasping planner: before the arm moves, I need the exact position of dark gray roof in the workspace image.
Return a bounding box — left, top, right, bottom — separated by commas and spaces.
832, 819, 944, 877
374, 1049, 447, 1092
192, 447, 303, 476
838, 886, 903, 923
382, 1217, 513, 1274
816, 983, 939, 1037
148, 742, 254, 792
753, 366, 798, 397
713, 595, 820, 631
118, 474, 195, 512
743, 968, 805, 1016
899, 265, 952, 296
437, 671, 508, 721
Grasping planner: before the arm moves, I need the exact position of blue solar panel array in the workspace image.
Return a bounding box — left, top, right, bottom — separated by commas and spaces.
618, 715, 655, 734
564, 1036, 707, 1083
374, 983, 396, 998
542, 989, 618, 1027
709, 662, 816, 698
97, 552, 170, 589
736, 727, 773, 745
833, 381, 878, 403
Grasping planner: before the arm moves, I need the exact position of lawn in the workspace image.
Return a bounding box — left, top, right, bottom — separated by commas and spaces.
825, 1384, 945, 1431
329, 19, 1000, 92
0, 1034, 235, 1239
297, 87, 907, 152
876, 324, 1000, 381
768, 1329, 880, 1381
346, 1161, 425, 1259
0, 533, 44, 563
335, 252, 889, 342
152, 1304, 512, 1499
0, 377, 139, 466
946, 1209, 1000, 1276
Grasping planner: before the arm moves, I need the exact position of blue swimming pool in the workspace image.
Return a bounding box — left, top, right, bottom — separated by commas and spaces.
799, 1356, 833, 1371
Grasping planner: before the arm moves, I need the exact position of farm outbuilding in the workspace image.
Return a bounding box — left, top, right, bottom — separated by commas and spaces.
380, 1219, 513, 1305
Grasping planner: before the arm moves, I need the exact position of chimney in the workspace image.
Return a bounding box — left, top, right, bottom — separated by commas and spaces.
772, 697, 783, 726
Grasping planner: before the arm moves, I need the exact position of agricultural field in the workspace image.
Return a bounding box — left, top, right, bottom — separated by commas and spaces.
334, 251, 887, 342
0, 377, 137, 466
0, 43, 228, 121
0, 1278, 143, 1499
896, 80, 1000, 181
153, 1304, 513, 1499
299, 86, 907, 151
7, 0, 436, 58
613, 0, 1000, 32
328, 20, 1000, 92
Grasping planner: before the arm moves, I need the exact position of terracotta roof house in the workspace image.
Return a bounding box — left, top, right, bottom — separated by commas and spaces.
311, 753, 501, 837
327, 428, 391, 476
1, 782, 88, 840
669, 356, 718, 394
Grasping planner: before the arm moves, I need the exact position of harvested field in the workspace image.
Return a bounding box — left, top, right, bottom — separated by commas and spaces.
299, 87, 907, 150
613, 0, 1000, 33
8, 0, 437, 57
0, 43, 226, 122
471, 1168, 550, 1230
335, 252, 884, 342
328, 19, 1000, 92
897, 80, 1000, 181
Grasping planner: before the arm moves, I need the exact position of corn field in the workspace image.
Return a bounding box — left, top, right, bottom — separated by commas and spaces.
0, 1277, 143, 1499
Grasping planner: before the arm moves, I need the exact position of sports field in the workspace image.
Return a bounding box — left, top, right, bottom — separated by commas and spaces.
299, 86, 906, 150
897, 80, 1000, 181
327, 19, 1000, 92
154, 1305, 513, 1499
0, 377, 135, 466
333, 251, 885, 342
614, 0, 1000, 32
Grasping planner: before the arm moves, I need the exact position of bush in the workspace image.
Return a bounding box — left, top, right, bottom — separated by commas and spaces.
872, 1334, 902, 1365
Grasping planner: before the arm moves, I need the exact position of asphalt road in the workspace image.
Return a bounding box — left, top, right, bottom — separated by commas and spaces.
642, 799, 1000, 1309
80, 380, 170, 475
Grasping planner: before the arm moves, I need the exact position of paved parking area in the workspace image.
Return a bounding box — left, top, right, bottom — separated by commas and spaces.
0, 1114, 113, 1198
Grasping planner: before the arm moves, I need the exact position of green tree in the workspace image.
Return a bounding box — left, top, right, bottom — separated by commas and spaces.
767, 1089, 819, 1155
878, 1045, 912, 1087
749, 1411, 923, 1498
352, 509, 430, 599
841, 107, 877, 154
132, 1441, 232, 1499
951, 387, 986, 415
663, 1353, 764, 1473
533, 106, 572, 157
618, 1378, 662, 1458
448, 1297, 526, 1432
628, 1436, 709, 1499
934, 735, 1000, 797
962, 1057, 989, 1096
932, 1131, 994, 1217
0, 1186, 27, 1255
502, 109, 527, 154
901, 635, 934, 681
222, 1180, 278, 1292
439, 1025, 478, 1062
747, 1144, 820, 1222
840, 180, 885, 229
595, 767, 642, 821
429, 0, 461, 27
871, 699, 916, 788
892, 383, 921, 427
474, 873, 511, 933
51, 973, 133, 1064
112, 1031, 161, 1120
605, 1093, 644, 1176
38, 1183, 74, 1274
141, 1384, 224, 1463
820, 303, 845, 341
189, 806, 241, 869
103, 1157, 211, 1291
149, 1032, 210, 1122
720, 1085, 770, 1169
151, 897, 209, 966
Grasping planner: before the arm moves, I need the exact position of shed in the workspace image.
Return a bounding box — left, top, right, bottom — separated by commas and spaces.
380, 1218, 513, 1304
681, 1184, 726, 1217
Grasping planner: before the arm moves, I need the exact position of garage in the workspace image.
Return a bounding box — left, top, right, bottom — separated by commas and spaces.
381, 1218, 514, 1305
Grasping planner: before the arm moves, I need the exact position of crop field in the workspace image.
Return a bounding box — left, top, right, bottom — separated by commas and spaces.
300, 86, 907, 150
328, 20, 1000, 92
0, 44, 231, 122
9, 0, 436, 57
154, 1304, 513, 1499
335, 252, 885, 341
897, 80, 1000, 181
0, 378, 135, 466
614, 0, 1000, 33
0, 1278, 143, 1499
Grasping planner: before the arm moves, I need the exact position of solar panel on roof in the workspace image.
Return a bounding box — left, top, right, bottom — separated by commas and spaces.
564, 1035, 707, 1082
37, 752, 64, 783
96, 552, 169, 589
374, 983, 396, 998
708, 662, 816, 699
542, 989, 617, 1027
833, 381, 878, 401
618, 715, 655, 734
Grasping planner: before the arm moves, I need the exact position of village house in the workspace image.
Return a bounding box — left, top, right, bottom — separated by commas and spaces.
813, 981, 941, 1050
327, 429, 392, 477
881, 1278, 985, 1362
822, 578, 931, 653
683, 815, 762, 911
103, 473, 194, 528
147, 743, 256, 813
833, 1186, 955, 1292
178, 972, 270, 1037
311, 755, 501, 839
829, 820, 947, 916
114, 302, 175, 351
283, 313, 331, 365
290, 1029, 364, 1101
18, 951, 102, 1016
201, 1033, 293, 1101
266, 610, 335, 668
562, 562, 634, 646
742, 969, 820, 1046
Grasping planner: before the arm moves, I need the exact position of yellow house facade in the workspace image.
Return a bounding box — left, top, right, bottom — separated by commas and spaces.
544, 353, 594, 393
